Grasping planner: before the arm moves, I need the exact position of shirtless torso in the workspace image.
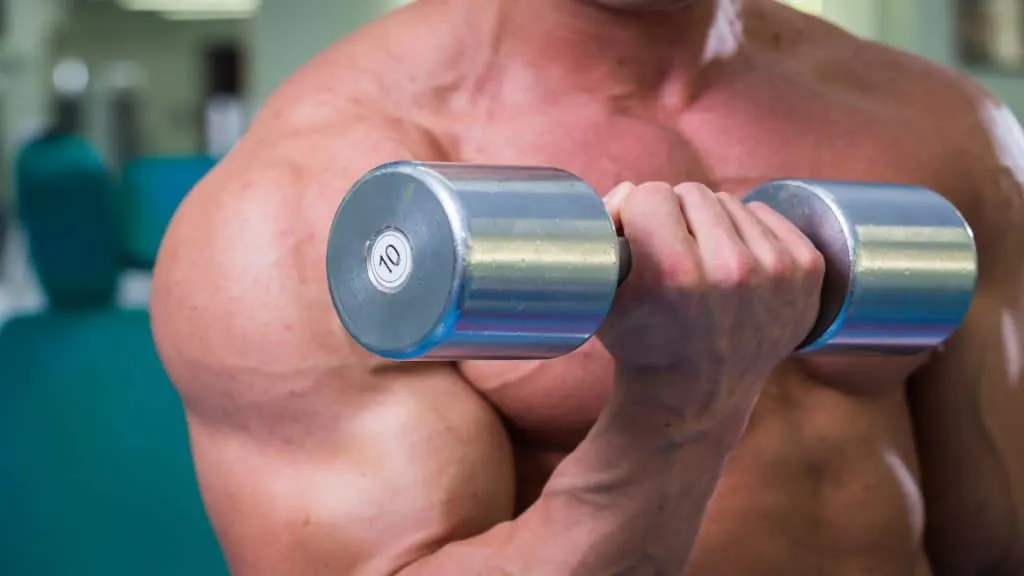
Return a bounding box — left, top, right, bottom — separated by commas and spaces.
151, 1, 1024, 575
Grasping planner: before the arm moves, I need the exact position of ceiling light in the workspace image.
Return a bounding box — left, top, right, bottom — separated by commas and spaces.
160, 10, 254, 20
117, 0, 260, 12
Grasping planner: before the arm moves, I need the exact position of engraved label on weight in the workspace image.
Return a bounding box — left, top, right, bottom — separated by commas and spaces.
368, 228, 413, 292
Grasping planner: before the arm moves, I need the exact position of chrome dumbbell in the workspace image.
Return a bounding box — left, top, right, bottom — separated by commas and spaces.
326, 161, 977, 360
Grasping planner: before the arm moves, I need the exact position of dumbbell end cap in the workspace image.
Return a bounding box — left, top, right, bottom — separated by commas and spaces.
326, 161, 468, 359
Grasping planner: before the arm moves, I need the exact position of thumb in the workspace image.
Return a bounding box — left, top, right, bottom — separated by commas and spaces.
603, 182, 635, 232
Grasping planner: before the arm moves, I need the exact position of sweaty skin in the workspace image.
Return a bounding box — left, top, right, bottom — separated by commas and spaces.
152, 0, 1024, 574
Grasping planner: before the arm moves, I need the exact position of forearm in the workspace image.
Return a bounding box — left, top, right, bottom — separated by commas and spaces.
402, 372, 742, 576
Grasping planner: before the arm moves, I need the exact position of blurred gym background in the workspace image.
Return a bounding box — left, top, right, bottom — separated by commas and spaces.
0, 0, 1019, 574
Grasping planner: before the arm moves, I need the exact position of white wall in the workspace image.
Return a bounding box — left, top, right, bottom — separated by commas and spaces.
888, 0, 1024, 115
0, 0, 64, 204
54, 0, 412, 157
249, 0, 410, 113
817, 0, 1024, 115
50, 2, 246, 157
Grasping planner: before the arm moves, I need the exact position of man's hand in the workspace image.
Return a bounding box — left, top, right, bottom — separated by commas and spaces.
600, 181, 825, 420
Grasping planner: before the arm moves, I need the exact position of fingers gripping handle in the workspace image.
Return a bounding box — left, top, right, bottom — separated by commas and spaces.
612, 181, 978, 354
613, 193, 781, 287
613, 194, 757, 287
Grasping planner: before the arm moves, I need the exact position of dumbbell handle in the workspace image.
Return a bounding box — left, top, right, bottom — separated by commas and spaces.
617, 237, 632, 286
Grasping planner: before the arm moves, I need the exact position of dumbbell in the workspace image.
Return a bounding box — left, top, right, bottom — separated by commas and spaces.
325, 161, 978, 360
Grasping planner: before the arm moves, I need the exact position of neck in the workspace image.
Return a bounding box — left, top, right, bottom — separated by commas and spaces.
468, 0, 742, 103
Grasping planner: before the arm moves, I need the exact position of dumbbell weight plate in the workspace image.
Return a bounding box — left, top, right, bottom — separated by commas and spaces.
326, 161, 622, 360
745, 180, 977, 353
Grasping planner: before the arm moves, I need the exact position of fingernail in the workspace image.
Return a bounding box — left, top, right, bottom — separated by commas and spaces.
606, 181, 634, 205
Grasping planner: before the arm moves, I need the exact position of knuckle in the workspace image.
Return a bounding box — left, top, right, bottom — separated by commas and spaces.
674, 182, 715, 196
714, 191, 740, 205
636, 181, 675, 194
658, 251, 702, 289
761, 250, 790, 276
797, 247, 826, 276
709, 249, 757, 286
632, 181, 679, 206
744, 200, 773, 215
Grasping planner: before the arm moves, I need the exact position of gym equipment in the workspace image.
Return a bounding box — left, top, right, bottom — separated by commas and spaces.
15, 133, 121, 308
3, 139, 227, 574
0, 310, 229, 576
326, 161, 977, 360
119, 155, 219, 269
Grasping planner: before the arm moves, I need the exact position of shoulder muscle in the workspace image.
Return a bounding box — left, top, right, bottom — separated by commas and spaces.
910, 77, 1024, 573
151, 73, 514, 573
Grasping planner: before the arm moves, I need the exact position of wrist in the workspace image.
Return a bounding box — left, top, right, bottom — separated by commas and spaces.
608, 366, 755, 445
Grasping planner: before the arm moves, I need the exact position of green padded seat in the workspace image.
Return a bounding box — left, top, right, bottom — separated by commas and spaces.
0, 310, 227, 575
0, 140, 227, 575
119, 155, 218, 269
15, 133, 120, 309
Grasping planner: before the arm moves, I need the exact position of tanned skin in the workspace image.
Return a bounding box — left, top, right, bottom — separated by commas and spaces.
152, 0, 1024, 574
